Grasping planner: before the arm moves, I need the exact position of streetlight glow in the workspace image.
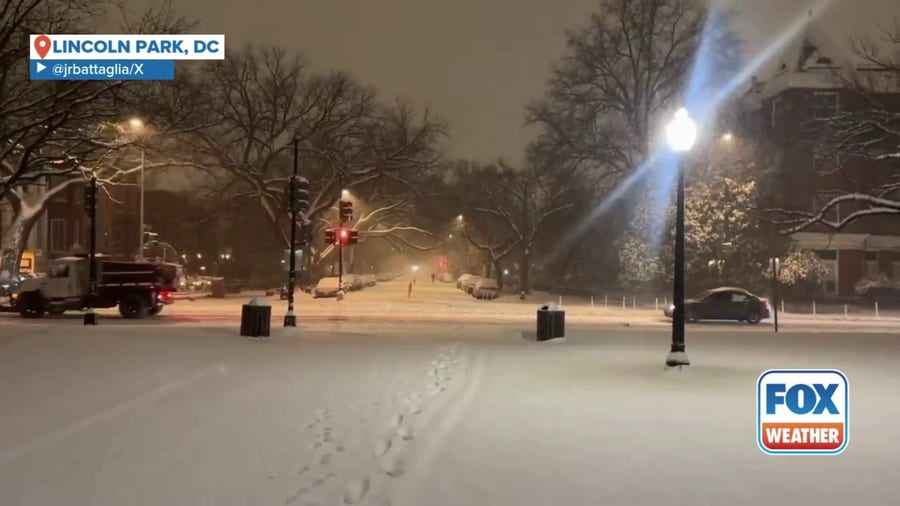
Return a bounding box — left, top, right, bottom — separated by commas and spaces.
665, 108, 697, 152
722, 132, 733, 142
457, 214, 463, 220
129, 117, 145, 131
411, 265, 419, 272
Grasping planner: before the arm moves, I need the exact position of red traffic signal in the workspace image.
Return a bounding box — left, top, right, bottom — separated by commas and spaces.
339, 227, 349, 244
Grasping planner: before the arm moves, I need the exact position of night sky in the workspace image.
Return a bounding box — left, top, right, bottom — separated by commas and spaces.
127, 0, 899, 162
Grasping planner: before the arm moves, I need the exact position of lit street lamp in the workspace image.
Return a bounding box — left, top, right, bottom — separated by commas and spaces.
665, 108, 697, 368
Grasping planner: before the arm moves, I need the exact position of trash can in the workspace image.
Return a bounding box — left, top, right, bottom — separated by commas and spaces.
240, 297, 271, 337
211, 278, 226, 298
536, 303, 565, 341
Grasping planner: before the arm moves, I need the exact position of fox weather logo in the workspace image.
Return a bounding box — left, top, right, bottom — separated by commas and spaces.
757, 369, 849, 455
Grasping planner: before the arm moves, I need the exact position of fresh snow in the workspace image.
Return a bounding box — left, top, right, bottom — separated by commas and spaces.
2, 320, 900, 505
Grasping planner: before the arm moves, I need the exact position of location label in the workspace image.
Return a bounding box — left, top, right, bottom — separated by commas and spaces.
34, 34, 50, 58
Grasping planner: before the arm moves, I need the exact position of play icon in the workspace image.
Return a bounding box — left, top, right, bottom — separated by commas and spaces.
35, 61, 46, 73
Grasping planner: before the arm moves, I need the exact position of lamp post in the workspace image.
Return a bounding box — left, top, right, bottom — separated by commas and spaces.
127, 117, 147, 261
664, 108, 697, 368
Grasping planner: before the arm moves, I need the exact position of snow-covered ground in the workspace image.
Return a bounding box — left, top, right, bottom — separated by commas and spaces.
1, 322, 898, 505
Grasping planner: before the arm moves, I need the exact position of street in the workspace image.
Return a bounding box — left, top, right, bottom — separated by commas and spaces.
2, 297, 900, 505
3, 279, 899, 332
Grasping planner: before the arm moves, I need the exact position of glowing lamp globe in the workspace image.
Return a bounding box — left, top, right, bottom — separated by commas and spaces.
665, 108, 697, 152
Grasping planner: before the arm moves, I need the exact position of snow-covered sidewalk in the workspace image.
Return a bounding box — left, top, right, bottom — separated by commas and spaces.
2, 324, 899, 505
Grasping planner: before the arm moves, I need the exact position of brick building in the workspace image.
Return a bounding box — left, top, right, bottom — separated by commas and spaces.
741, 23, 900, 296
44, 178, 141, 260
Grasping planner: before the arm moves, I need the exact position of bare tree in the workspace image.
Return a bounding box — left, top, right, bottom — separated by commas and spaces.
526, 0, 704, 186
177, 46, 445, 252
469, 161, 574, 292
0, 0, 194, 275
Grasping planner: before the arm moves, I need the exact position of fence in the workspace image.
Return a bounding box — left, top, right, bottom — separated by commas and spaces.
542, 287, 900, 320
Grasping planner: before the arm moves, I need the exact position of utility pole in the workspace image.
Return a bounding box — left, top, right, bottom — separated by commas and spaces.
285, 139, 299, 327
771, 257, 780, 333
138, 148, 145, 260
338, 174, 344, 292
84, 176, 99, 326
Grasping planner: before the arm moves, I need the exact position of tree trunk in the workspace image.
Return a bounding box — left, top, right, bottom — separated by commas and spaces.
484, 261, 492, 278
1, 210, 40, 279
494, 260, 503, 288
517, 250, 531, 294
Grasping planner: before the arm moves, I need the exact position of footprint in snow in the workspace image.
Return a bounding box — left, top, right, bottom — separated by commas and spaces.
380, 454, 405, 478
342, 475, 371, 504
408, 405, 422, 415
373, 439, 392, 456
297, 465, 310, 475
319, 454, 332, 466
397, 426, 415, 441
390, 414, 404, 427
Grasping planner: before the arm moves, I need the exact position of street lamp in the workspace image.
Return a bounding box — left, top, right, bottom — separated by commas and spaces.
127, 117, 147, 260
721, 132, 733, 142
665, 107, 697, 368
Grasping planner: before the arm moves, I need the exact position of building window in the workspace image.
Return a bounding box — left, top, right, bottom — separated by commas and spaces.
813, 92, 839, 120
813, 193, 840, 223
771, 97, 782, 127
49, 219, 66, 253
815, 250, 838, 294
865, 251, 880, 277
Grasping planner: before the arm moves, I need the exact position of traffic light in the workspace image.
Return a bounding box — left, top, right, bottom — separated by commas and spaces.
339, 200, 353, 223
348, 230, 359, 244
325, 228, 336, 245
338, 227, 350, 245
83, 181, 96, 215
291, 176, 311, 214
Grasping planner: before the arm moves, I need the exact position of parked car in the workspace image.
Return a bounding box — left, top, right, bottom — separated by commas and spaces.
313, 277, 342, 298
472, 278, 500, 300
341, 274, 364, 291
663, 286, 771, 323
456, 273, 473, 290
462, 276, 482, 294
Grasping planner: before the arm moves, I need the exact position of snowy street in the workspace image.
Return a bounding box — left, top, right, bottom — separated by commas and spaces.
2, 321, 899, 506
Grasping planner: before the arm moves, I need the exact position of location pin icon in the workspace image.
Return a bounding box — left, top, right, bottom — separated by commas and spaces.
34, 35, 50, 58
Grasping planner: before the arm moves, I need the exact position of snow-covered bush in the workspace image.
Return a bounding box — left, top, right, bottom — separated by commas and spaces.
777, 249, 828, 287
855, 273, 900, 294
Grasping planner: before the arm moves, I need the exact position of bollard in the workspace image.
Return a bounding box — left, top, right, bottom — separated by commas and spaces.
240, 297, 272, 337
604, 295, 608, 307
655, 298, 659, 311
622, 296, 626, 308
632, 296, 636, 309
812, 300, 816, 316
591, 296, 594, 307
781, 300, 785, 314
558, 295, 562, 308
876, 301, 880, 320
844, 304, 848, 318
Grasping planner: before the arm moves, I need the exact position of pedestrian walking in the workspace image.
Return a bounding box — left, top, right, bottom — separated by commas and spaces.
408, 281, 413, 298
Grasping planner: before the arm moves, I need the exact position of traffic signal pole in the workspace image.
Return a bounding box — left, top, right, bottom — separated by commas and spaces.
84, 176, 99, 326
284, 139, 299, 327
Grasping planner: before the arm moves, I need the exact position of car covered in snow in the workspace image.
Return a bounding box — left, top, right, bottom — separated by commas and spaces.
472, 278, 500, 300
663, 286, 771, 323
313, 277, 342, 298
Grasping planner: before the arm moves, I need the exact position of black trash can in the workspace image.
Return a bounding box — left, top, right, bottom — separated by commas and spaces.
240, 298, 271, 337
536, 305, 565, 341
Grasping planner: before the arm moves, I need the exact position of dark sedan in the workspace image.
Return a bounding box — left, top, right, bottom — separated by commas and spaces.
663, 287, 771, 324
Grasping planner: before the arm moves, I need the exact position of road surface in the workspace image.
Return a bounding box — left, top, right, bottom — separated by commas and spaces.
2, 279, 899, 332
1, 321, 898, 505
